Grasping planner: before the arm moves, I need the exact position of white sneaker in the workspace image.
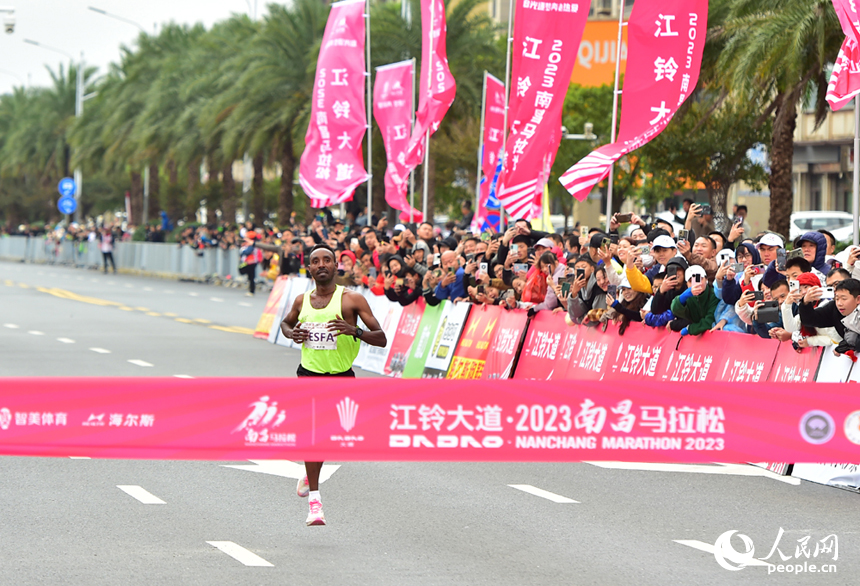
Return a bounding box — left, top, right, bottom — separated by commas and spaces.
306, 499, 326, 526
297, 475, 309, 498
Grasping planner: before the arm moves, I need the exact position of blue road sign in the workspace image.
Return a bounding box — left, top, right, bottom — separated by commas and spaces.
57, 197, 77, 215
58, 177, 76, 198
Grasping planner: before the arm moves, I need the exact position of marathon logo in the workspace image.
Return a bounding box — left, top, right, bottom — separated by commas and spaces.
389, 434, 504, 448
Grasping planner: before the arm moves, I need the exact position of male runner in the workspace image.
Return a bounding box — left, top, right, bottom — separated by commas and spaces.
280, 243, 387, 526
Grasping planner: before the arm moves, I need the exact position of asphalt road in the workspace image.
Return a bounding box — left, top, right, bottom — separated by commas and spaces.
1, 259, 858, 585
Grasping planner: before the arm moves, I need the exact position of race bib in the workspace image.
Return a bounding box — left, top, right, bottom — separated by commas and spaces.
302, 322, 338, 350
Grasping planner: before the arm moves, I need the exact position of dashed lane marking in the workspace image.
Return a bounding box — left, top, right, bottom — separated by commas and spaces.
135, 307, 149, 312
143, 287, 153, 291
163, 312, 177, 317
238, 302, 252, 307
188, 292, 199, 297
507, 484, 579, 503
18, 283, 29, 288
4, 324, 20, 329
193, 318, 212, 324
175, 318, 193, 324
210, 297, 224, 302
173, 374, 194, 379
57, 338, 75, 344
89, 348, 111, 354
146, 312, 161, 317
209, 325, 255, 336
119, 307, 135, 311
117, 485, 166, 505
28, 331, 45, 336
128, 359, 154, 367
69, 456, 90, 459
206, 542, 274, 567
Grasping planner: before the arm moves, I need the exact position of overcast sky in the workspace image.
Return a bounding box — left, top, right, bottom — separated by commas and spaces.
0, 0, 264, 95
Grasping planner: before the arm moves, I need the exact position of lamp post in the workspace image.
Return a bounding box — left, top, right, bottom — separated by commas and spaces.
88, 6, 154, 34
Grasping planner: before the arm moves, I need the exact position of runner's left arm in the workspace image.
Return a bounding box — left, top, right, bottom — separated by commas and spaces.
328, 293, 387, 347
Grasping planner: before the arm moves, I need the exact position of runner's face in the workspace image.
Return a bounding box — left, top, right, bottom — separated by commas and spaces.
309, 250, 336, 283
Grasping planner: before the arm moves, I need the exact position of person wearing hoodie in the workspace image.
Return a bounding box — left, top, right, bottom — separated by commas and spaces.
670, 265, 719, 335
711, 260, 748, 333
794, 231, 829, 281
779, 272, 839, 349
532, 251, 568, 312
799, 278, 860, 356
600, 276, 648, 335
721, 241, 762, 306
403, 239, 430, 279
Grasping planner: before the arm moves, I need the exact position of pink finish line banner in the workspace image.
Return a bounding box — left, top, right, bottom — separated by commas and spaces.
0, 378, 859, 462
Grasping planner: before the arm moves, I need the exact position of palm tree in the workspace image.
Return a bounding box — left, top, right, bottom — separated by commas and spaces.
716, 0, 842, 238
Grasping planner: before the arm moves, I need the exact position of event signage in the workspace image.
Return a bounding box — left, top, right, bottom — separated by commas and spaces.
298, 0, 369, 208
373, 61, 423, 221
422, 302, 471, 378
58, 177, 76, 197
402, 301, 447, 378
2, 377, 860, 463
826, 0, 860, 110
254, 276, 290, 339
384, 298, 426, 377
447, 304, 501, 379
402, 0, 456, 169
481, 308, 529, 379
497, 0, 590, 219
57, 197, 77, 216
560, 0, 709, 201
359, 297, 402, 375
472, 73, 506, 233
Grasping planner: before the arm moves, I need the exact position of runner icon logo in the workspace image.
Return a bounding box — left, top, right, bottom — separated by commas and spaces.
0, 408, 10, 430
713, 530, 756, 571
844, 410, 860, 446
799, 410, 835, 444
337, 397, 359, 432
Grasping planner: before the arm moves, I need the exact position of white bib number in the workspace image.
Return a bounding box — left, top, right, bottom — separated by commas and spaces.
303, 322, 338, 350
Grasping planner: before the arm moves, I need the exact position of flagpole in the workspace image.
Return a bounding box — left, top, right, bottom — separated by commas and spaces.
409, 57, 416, 224
500, 0, 515, 230
605, 0, 625, 232
422, 0, 435, 220
365, 0, 373, 227
475, 70, 488, 224
854, 100, 859, 247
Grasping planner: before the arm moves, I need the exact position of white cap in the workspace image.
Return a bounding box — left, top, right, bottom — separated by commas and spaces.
685, 265, 707, 282
535, 237, 554, 249
651, 235, 677, 249
716, 248, 735, 266
758, 233, 784, 248
394, 224, 407, 232
618, 275, 631, 289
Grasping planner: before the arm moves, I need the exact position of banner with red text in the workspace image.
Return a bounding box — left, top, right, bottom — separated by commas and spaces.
447, 304, 502, 379
298, 0, 369, 207
473, 73, 507, 232
513, 310, 569, 379
2, 378, 860, 463
384, 297, 425, 377
482, 308, 529, 379
497, 0, 590, 219
827, 0, 860, 110
254, 276, 290, 339
403, 0, 456, 170
560, 0, 708, 201
373, 61, 423, 222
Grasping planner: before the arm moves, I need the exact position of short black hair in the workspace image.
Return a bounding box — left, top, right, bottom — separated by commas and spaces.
828, 267, 851, 280
709, 231, 726, 246
818, 229, 836, 247
785, 257, 811, 273
835, 278, 860, 296
463, 236, 479, 245
574, 254, 596, 268
700, 236, 718, 250
683, 198, 694, 204
462, 200, 473, 209
538, 251, 558, 266
770, 278, 790, 292
566, 234, 580, 248
309, 243, 336, 260
515, 219, 533, 230
736, 205, 748, 213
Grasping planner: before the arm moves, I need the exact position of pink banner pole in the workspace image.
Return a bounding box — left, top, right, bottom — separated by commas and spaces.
410, 57, 416, 224
605, 0, 625, 232
499, 0, 514, 229
476, 70, 487, 220
366, 0, 373, 225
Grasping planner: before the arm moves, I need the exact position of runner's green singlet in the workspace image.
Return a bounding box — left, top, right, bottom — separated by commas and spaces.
298, 285, 360, 374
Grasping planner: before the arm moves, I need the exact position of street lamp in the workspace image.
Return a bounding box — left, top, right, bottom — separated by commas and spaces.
25, 39, 86, 222
561, 122, 597, 141
87, 6, 155, 34
0, 6, 15, 34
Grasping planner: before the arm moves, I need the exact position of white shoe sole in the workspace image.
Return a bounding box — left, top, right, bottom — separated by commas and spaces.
306, 516, 326, 527
297, 476, 309, 498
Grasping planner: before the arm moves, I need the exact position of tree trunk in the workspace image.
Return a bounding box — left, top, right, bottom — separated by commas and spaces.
222, 162, 237, 225
148, 163, 160, 221
253, 153, 265, 223
167, 158, 178, 185
130, 171, 143, 227
768, 90, 799, 240
709, 185, 729, 234
186, 161, 201, 221
279, 137, 295, 226
426, 150, 436, 222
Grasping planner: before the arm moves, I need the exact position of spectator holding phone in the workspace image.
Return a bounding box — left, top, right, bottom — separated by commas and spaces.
567, 256, 608, 323
532, 252, 568, 312
793, 232, 829, 279
751, 279, 790, 339
601, 277, 647, 335
780, 272, 839, 350
799, 278, 860, 356
670, 265, 718, 336
645, 257, 689, 330
756, 233, 784, 267
677, 235, 719, 283
711, 260, 747, 333
433, 251, 466, 301
625, 234, 679, 292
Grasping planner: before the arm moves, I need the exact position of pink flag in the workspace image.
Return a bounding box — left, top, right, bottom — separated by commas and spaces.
402, 0, 457, 170
827, 0, 860, 110
560, 0, 709, 202
472, 73, 506, 232
298, 0, 369, 208
373, 61, 423, 222
496, 0, 590, 220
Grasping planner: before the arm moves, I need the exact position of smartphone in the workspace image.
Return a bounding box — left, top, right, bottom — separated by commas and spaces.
693, 273, 702, 284
638, 245, 651, 255
787, 248, 804, 260
789, 280, 799, 292
527, 247, 535, 258
698, 203, 712, 216
610, 234, 619, 244
730, 263, 744, 274
677, 229, 689, 242
513, 262, 528, 273
479, 262, 489, 274
351, 238, 359, 247
734, 216, 744, 225
448, 266, 457, 274
752, 291, 764, 302
776, 248, 787, 271
432, 269, 442, 278
601, 237, 611, 249
752, 264, 766, 275
615, 213, 633, 223
396, 278, 404, 287
466, 253, 475, 262
576, 268, 586, 280
821, 286, 835, 300
607, 284, 617, 297
579, 225, 588, 236
561, 282, 571, 297
477, 285, 485, 295
832, 260, 843, 270
481, 231, 491, 242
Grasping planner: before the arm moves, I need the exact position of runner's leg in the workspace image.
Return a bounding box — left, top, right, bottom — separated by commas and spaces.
305, 461, 323, 491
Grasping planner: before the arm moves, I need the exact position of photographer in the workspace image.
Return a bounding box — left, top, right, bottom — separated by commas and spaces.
750, 279, 789, 340
780, 272, 838, 349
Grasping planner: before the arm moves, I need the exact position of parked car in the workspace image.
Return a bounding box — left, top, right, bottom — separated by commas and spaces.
790, 211, 854, 242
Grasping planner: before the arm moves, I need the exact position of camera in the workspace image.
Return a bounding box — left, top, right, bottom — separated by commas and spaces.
4, 15, 14, 34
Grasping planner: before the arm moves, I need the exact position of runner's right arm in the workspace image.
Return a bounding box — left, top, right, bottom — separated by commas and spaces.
280, 295, 309, 343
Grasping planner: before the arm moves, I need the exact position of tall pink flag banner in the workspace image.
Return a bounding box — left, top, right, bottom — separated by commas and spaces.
298, 0, 369, 208
373, 61, 423, 222
1, 378, 859, 463
827, 0, 860, 110
497, 0, 590, 220
560, 0, 708, 201
402, 0, 456, 170
472, 73, 506, 232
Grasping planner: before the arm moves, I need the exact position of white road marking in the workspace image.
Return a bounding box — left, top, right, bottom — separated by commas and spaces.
128, 359, 154, 367
116, 485, 166, 505
89, 347, 111, 354
210, 297, 224, 302
164, 290, 174, 294
584, 462, 801, 485
222, 460, 340, 483
143, 287, 153, 291
173, 374, 194, 379
206, 541, 273, 567
674, 539, 771, 567
69, 456, 90, 459
507, 484, 579, 503
188, 292, 199, 297
238, 302, 252, 307
28, 331, 45, 336
125, 284, 133, 288
57, 338, 75, 344
3, 324, 20, 329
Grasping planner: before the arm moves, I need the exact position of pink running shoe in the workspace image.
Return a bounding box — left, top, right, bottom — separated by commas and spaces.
306, 500, 326, 526
297, 475, 309, 498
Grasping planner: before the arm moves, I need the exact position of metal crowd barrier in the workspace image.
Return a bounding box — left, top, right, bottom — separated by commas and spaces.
0, 235, 241, 281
